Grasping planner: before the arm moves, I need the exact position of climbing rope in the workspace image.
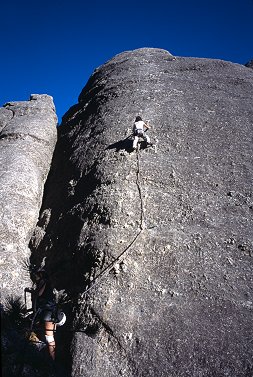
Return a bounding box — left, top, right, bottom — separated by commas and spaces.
81, 143, 145, 296
24, 141, 146, 319
81, 230, 142, 295
18, 140, 149, 358
136, 142, 145, 230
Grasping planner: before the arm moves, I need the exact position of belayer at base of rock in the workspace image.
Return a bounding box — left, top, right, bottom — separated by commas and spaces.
24, 265, 66, 361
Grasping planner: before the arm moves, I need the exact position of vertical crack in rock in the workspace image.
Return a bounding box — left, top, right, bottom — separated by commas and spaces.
136, 148, 145, 230
79, 148, 146, 296
0, 94, 58, 377
0, 94, 57, 301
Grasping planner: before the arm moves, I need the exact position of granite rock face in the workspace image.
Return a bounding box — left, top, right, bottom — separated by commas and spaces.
0, 94, 57, 301
245, 59, 253, 69
31, 48, 253, 376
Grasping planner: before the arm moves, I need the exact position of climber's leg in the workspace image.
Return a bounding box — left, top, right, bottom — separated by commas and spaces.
133, 136, 139, 149
143, 134, 151, 145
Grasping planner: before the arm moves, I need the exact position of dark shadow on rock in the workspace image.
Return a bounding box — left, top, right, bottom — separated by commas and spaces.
1, 297, 50, 376
106, 136, 133, 152
1, 296, 71, 377
138, 140, 151, 150
106, 137, 151, 153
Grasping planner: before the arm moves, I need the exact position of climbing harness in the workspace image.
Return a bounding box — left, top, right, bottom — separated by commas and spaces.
24, 285, 66, 332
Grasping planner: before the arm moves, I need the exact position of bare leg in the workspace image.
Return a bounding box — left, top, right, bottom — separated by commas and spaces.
143, 134, 150, 144
45, 321, 56, 360
133, 136, 139, 149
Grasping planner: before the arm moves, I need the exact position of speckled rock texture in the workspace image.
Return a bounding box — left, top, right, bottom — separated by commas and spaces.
0, 94, 57, 301
31, 48, 253, 376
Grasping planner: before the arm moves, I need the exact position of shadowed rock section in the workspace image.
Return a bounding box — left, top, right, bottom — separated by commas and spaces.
245, 59, 253, 69
31, 48, 253, 376
0, 94, 57, 301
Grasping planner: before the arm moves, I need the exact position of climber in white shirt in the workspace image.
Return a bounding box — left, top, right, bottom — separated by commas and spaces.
132, 116, 152, 150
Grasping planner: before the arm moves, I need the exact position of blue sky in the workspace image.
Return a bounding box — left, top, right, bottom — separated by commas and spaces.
1, 0, 252, 123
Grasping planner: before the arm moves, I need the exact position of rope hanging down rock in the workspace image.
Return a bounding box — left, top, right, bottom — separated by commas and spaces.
81, 145, 145, 295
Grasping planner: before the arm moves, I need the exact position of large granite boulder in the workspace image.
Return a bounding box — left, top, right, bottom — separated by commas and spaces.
0, 94, 57, 302
31, 48, 253, 376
